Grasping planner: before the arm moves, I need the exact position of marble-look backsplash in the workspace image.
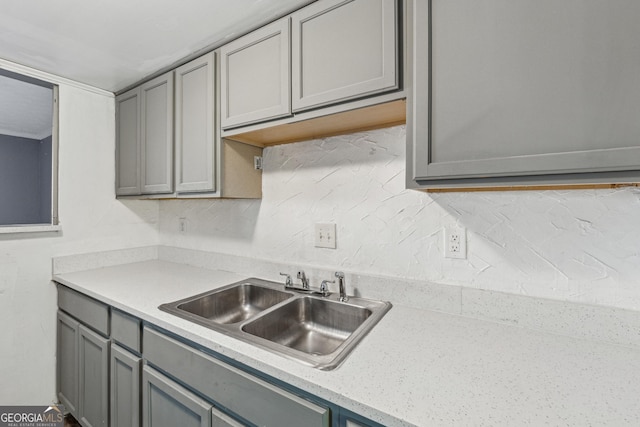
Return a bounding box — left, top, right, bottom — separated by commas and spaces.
159, 125, 640, 311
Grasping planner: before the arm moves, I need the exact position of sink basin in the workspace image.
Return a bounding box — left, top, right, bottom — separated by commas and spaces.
159, 280, 294, 328
242, 297, 371, 355
159, 278, 391, 370
176, 283, 292, 324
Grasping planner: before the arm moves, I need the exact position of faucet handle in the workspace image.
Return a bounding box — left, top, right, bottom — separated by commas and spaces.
279, 272, 293, 287
335, 271, 345, 279
320, 280, 334, 297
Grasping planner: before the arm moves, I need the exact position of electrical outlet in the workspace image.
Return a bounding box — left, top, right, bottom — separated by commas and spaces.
179, 217, 188, 233
444, 226, 466, 259
315, 223, 336, 249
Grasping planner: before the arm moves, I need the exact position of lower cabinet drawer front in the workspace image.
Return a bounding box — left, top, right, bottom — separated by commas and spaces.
143, 327, 330, 427
57, 284, 109, 336
111, 310, 142, 353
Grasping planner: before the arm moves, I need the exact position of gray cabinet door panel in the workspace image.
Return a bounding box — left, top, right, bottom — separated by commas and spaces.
291, 0, 398, 112
175, 53, 216, 193
410, 0, 640, 185
57, 311, 79, 415
78, 325, 110, 427
221, 19, 292, 129
140, 72, 174, 194
143, 327, 329, 427
211, 407, 243, 427
58, 284, 109, 336
142, 366, 211, 427
116, 88, 141, 195
110, 344, 141, 427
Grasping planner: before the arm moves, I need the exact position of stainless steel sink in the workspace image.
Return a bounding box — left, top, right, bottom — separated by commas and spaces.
159, 278, 391, 370
175, 283, 292, 324
242, 297, 372, 355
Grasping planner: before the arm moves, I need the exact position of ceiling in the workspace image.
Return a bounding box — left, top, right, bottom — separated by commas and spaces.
0, 0, 313, 93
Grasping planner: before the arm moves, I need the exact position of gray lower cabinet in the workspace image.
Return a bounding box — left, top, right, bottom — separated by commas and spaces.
142, 366, 211, 427
57, 285, 111, 427
291, 0, 399, 112
143, 326, 330, 427
111, 344, 141, 427
57, 311, 79, 414
408, 0, 640, 189
78, 325, 110, 427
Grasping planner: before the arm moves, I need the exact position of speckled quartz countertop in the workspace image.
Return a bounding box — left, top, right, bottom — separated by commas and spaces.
54, 260, 640, 426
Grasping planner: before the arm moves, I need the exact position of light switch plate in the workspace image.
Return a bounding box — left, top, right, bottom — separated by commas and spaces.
315, 223, 336, 249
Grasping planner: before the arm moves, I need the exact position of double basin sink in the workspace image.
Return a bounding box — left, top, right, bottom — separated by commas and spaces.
159, 278, 391, 370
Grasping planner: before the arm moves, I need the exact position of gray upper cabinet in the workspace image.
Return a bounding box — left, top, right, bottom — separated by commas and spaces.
140, 72, 174, 194
175, 53, 216, 193
116, 89, 141, 196
408, 0, 640, 189
221, 19, 291, 129
291, 0, 399, 112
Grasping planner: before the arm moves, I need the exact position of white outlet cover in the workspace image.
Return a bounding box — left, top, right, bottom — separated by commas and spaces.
315, 223, 337, 249
444, 226, 467, 259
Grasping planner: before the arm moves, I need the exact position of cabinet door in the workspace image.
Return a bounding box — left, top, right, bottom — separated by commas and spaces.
211, 407, 243, 427
410, 0, 640, 188
220, 19, 291, 129
111, 344, 141, 427
57, 311, 79, 415
78, 325, 110, 427
175, 53, 216, 193
116, 88, 141, 196
291, 0, 398, 112
140, 72, 174, 194
142, 366, 211, 427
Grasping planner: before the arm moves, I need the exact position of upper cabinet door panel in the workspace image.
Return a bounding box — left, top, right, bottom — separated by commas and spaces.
411, 0, 640, 185
221, 19, 292, 129
115, 88, 141, 196
140, 72, 174, 194
175, 53, 216, 193
291, 0, 399, 112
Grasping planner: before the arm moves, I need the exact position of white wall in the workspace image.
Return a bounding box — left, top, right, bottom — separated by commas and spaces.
160, 125, 640, 311
0, 81, 159, 405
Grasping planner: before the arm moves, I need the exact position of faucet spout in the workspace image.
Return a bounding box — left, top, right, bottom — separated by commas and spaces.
335, 271, 348, 302
297, 271, 309, 289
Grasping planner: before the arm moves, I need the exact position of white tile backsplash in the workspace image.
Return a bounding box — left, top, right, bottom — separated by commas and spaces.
159, 125, 640, 311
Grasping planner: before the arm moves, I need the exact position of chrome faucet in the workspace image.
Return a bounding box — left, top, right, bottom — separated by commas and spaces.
335, 271, 348, 302
280, 270, 329, 295
297, 270, 309, 289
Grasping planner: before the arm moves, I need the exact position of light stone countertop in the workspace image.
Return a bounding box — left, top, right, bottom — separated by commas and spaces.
54, 260, 640, 427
